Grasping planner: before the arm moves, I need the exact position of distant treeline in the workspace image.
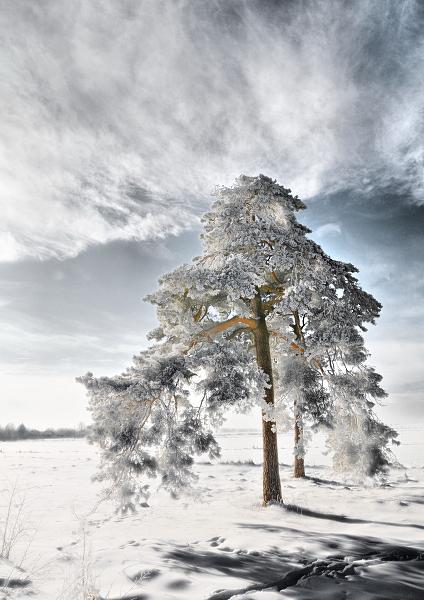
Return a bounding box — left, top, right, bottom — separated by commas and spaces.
0, 423, 88, 441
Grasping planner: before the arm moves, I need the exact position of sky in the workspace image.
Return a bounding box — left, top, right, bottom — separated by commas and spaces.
0, 0, 423, 430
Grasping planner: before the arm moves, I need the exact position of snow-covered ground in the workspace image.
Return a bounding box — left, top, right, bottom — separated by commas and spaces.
0, 431, 423, 599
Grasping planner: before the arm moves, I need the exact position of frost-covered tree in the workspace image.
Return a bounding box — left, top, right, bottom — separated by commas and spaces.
276, 351, 330, 478
79, 174, 394, 507
275, 255, 398, 479
305, 277, 399, 478
323, 334, 399, 478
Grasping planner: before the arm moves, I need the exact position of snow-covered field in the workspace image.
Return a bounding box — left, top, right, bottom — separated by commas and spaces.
1, 431, 423, 599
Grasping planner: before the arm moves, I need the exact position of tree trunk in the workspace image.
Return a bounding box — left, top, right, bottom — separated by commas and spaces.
293, 310, 306, 478
252, 294, 282, 504
294, 398, 305, 478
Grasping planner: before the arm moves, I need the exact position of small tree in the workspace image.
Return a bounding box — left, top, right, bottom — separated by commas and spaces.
79, 174, 393, 507
17, 424, 28, 439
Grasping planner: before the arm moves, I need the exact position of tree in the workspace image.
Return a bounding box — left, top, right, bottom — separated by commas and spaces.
274, 268, 397, 478
276, 350, 330, 478
17, 424, 28, 439
274, 243, 398, 479
302, 272, 398, 478
79, 174, 393, 507
4, 423, 17, 441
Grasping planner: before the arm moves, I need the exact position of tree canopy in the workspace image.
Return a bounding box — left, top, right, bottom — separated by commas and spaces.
79, 174, 397, 509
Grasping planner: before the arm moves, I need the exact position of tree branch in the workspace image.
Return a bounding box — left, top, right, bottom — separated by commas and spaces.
186, 315, 258, 352
270, 271, 284, 284
203, 315, 258, 337
269, 330, 304, 354
193, 305, 208, 322
262, 292, 286, 314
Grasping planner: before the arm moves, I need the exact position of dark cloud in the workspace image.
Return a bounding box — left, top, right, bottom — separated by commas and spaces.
304, 186, 424, 304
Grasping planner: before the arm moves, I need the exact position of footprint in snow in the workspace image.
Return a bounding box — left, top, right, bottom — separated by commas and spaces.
209, 536, 226, 547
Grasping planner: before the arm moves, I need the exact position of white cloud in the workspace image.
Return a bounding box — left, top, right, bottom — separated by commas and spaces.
0, 0, 423, 262
0, 232, 24, 262
315, 222, 342, 238
0, 314, 147, 375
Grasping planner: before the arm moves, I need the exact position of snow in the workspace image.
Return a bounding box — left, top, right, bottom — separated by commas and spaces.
0, 431, 423, 599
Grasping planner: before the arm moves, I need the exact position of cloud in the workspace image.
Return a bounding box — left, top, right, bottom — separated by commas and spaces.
1, 0, 423, 262
314, 222, 342, 238
0, 231, 201, 377
0, 310, 149, 374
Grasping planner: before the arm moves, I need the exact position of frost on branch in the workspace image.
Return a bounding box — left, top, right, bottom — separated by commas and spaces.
77, 340, 267, 510
77, 354, 207, 510
326, 368, 399, 479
